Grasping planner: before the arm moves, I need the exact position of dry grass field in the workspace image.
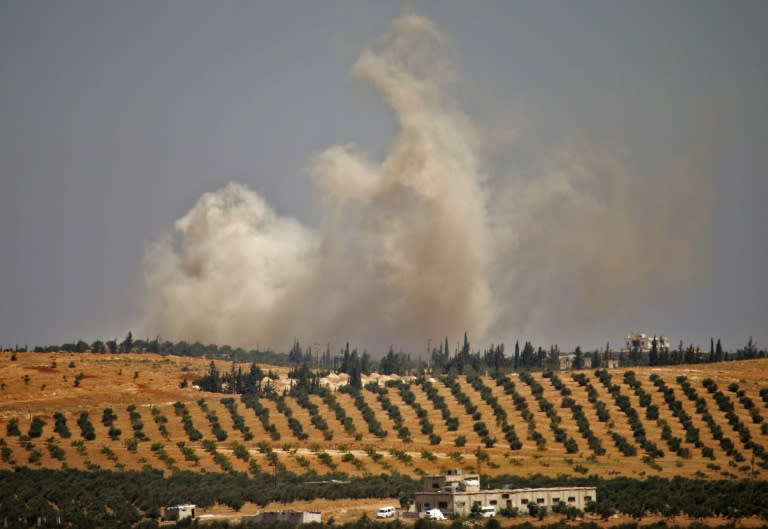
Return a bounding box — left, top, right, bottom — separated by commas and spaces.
0, 351, 766, 483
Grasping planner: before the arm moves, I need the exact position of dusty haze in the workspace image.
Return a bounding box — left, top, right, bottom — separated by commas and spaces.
143, 13, 709, 354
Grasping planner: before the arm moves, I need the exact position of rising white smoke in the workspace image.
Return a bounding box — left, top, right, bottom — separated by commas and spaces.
143, 13, 708, 353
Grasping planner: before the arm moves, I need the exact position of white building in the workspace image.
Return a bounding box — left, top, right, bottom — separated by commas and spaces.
163, 504, 196, 521
624, 333, 670, 354
413, 470, 596, 517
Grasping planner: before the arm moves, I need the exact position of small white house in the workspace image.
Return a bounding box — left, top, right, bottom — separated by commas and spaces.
163, 504, 196, 521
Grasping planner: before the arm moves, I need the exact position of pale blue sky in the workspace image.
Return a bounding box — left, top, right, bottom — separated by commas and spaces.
1, 1, 766, 352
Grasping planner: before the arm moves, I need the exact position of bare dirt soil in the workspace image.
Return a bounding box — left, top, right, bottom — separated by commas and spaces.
0, 352, 766, 483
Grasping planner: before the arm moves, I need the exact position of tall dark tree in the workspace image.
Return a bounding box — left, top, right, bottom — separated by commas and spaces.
288, 339, 303, 364
709, 337, 715, 363
573, 346, 584, 369
520, 341, 536, 368
360, 350, 371, 375
460, 332, 470, 360
739, 337, 757, 359
341, 342, 351, 373
349, 350, 362, 389
513, 340, 520, 370
715, 338, 724, 362
684, 344, 696, 364
120, 331, 133, 353
649, 336, 659, 366
491, 343, 504, 374
591, 349, 601, 368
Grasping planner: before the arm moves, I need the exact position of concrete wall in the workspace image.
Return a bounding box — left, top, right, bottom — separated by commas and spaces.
241, 511, 322, 525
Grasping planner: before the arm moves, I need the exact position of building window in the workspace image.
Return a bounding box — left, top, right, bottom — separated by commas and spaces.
432, 483, 440, 489
537, 498, 545, 505
490, 500, 497, 506
553, 498, 560, 504
521, 499, 529, 505
456, 502, 466, 508
568, 497, 576, 503
473, 501, 481, 507
502, 494, 509, 499
585, 496, 592, 502
438, 502, 448, 509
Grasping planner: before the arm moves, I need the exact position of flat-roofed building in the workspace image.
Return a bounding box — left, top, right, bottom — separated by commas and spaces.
162, 504, 196, 521
414, 471, 596, 517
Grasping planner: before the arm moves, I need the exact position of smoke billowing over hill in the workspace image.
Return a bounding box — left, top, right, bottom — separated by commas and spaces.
143, 14, 708, 353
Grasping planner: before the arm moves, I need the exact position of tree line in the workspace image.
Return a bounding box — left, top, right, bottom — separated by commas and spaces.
6, 331, 766, 378
0, 468, 766, 528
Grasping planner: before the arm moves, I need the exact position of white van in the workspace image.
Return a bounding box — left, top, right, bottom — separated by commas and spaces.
480, 506, 496, 518
376, 506, 396, 518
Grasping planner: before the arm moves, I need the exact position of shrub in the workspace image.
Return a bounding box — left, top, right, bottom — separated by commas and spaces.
176, 441, 199, 464
230, 441, 250, 461
50, 412, 70, 439
28, 417, 46, 438
124, 437, 138, 452
0, 443, 12, 463
77, 412, 96, 441
6, 418, 20, 437
108, 426, 122, 441
102, 408, 117, 426
70, 439, 87, 456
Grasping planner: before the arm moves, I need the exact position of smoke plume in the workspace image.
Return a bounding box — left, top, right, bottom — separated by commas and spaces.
143, 13, 708, 353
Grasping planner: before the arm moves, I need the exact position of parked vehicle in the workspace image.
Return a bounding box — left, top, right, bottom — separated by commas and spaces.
480, 506, 496, 518
424, 508, 445, 520
376, 506, 396, 518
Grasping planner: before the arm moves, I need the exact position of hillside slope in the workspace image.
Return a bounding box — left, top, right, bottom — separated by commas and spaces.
0, 351, 766, 480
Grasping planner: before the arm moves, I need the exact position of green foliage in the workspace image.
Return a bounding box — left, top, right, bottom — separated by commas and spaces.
221, 397, 253, 441
151, 406, 170, 439
77, 412, 95, 441
101, 444, 119, 462
230, 441, 250, 461
317, 451, 336, 469
27, 446, 42, 464
0, 443, 12, 463
242, 394, 280, 441
176, 441, 199, 464
196, 399, 227, 441
150, 442, 177, 470
28, 417, 46, 438
102, 407, 117, 426
174, 401, 203, 442
0, 469, 767, 526
70, 439, 87, 456
124, 437, 138, 452
53, 411, 71, 438
46, 437, 66, 461
6, 417, 20, 437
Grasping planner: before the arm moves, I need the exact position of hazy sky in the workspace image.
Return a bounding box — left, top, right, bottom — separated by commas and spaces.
1, 1, 766, 353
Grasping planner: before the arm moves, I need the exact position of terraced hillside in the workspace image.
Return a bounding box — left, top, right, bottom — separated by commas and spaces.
1, 351, 767, 481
